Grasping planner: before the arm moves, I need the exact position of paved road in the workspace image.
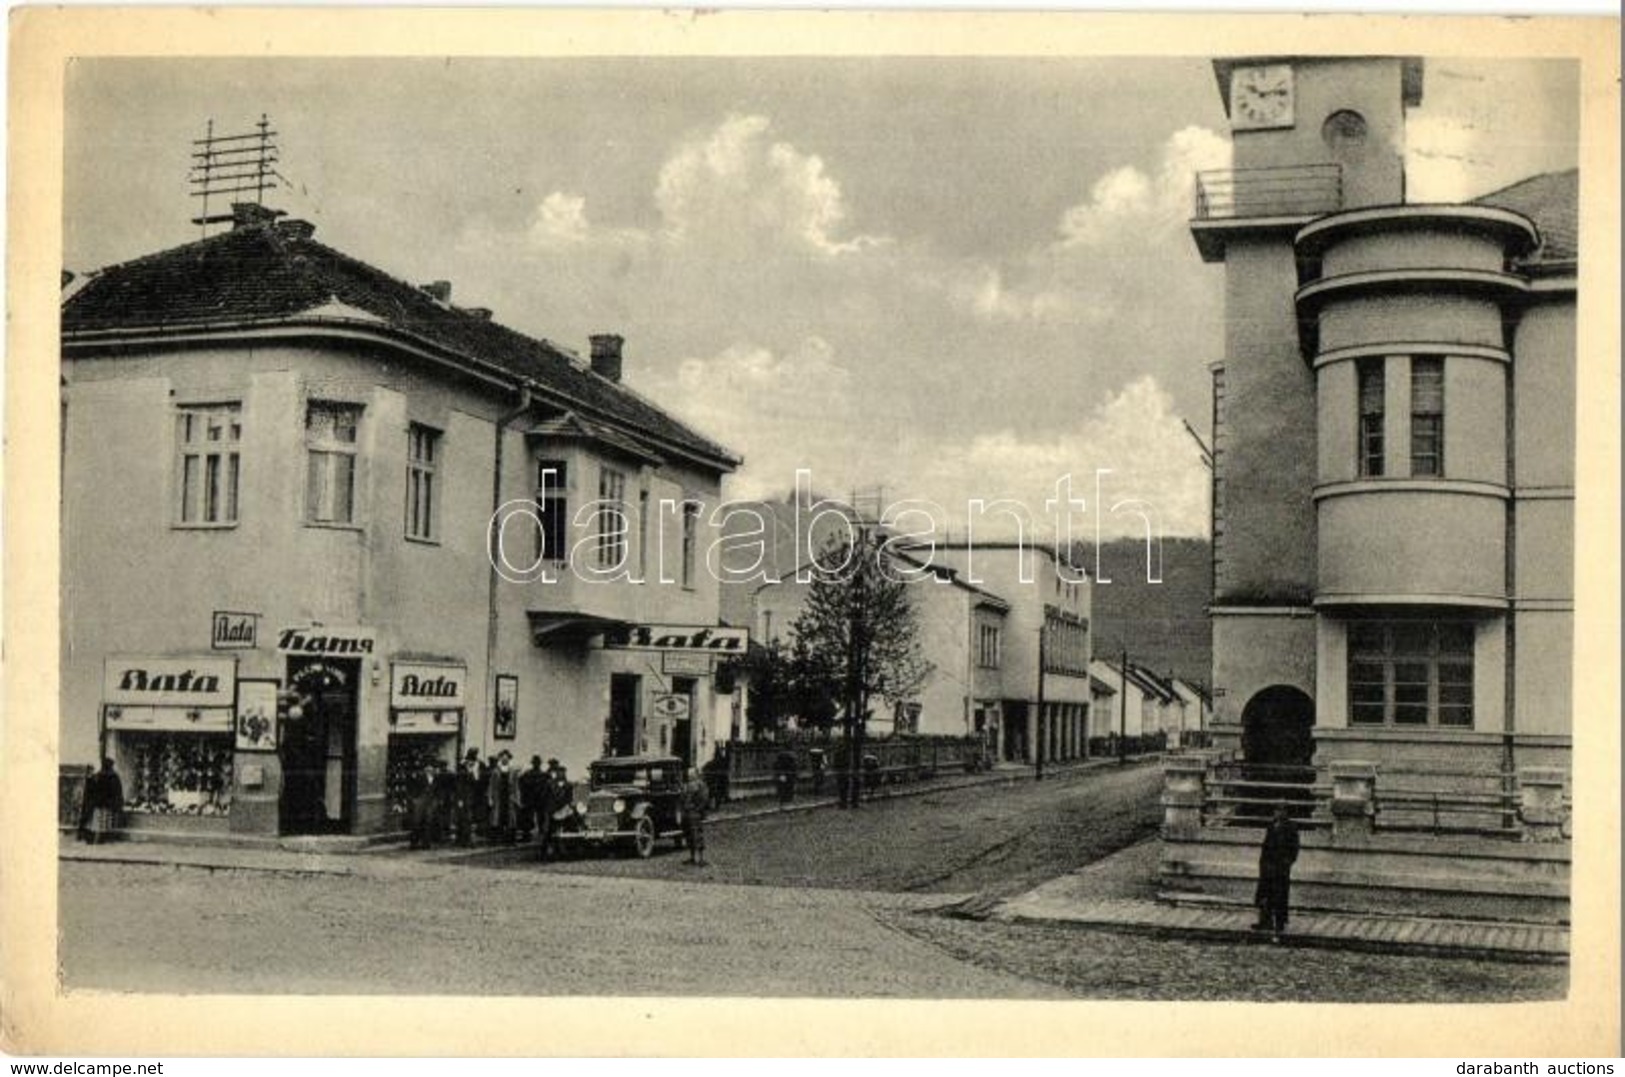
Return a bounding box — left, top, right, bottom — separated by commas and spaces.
451, 760, 1165, 898
57, 859, 1061, 998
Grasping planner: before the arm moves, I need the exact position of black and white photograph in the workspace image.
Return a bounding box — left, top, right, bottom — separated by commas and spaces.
6, 5, 1620, 1060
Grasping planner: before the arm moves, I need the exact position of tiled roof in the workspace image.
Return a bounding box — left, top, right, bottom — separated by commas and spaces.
1472, 168, 1578, 269
61, 222, 740, 469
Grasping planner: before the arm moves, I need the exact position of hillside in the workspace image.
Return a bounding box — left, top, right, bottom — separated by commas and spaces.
1075, 537, 1212, 688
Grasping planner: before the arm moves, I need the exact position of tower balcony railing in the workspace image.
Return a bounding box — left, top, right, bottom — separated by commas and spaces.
1193, 163, 1343, 221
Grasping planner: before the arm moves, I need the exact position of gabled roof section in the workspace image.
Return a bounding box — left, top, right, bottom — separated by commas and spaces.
1471, 168, 1577, 271
61, 222, 740, 471
528, 411, 664, 467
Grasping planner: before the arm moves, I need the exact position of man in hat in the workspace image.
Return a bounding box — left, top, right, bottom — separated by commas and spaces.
680, 765, 710, 867
539, 759, 570, 861
488, 749, 517, 844
453, 748, 482, 847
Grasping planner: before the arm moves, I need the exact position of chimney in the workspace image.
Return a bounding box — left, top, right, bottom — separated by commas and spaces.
590, 334, 624, 382
275, 219, 316, 241
231, 202, 285, 230
420, 281, 452, 303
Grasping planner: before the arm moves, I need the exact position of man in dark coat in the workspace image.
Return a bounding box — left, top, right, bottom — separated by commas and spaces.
1255, 803, 1300, 941
453, 749, 482, 847
408, 759, 439, 849
517, 755, 547, 844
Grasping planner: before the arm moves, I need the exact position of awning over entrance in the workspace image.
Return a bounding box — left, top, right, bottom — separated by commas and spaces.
526, 611, 631, 647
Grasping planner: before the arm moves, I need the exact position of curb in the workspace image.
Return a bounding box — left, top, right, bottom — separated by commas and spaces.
992, 908, 1569, 964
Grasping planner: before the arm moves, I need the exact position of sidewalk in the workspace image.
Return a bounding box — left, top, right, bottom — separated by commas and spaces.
984, 839, 1569, 964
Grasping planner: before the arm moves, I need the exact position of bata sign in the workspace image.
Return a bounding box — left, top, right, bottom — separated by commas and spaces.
104, 656, 236, 708
604, 624, 747, 654
277, 626, 375, 656
391, 663, 468, 710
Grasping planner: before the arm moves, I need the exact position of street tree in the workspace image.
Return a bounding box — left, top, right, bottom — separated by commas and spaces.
788, 532, 933, 806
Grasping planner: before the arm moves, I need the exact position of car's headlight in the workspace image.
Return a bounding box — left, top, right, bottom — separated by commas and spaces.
574, 801, 587, 815
612, 798, 626, 814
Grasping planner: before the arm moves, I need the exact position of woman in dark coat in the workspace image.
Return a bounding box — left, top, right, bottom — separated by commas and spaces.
1255, 803, 1300, 941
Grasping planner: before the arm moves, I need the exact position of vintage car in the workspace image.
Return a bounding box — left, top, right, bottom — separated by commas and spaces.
553, 755, 688, 858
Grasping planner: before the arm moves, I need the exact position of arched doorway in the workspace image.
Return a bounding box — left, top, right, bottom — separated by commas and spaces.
1238, 685, 1316, 818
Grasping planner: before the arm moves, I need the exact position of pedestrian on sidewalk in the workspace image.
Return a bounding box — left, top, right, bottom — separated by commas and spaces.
488, 750, 517, 843
539, 759, 571, 861
453, 749, 482, 847
680, 765, 709, 867
78, 758, 123, 845
516, 755, 546, 843
409, 759, 439, 849
1255, 802, 1300, 942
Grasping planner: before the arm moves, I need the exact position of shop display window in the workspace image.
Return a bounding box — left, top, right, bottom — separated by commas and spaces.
118, 732, 234, 815
386, 738, 452, 818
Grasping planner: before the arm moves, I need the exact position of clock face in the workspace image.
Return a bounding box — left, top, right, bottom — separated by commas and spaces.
1231, 64, 1295, 130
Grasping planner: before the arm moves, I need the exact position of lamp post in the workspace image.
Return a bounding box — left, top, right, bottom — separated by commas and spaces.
1118, 643, 1129, 765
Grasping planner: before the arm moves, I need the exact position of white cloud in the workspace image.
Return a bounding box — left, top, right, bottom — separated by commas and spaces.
527, 191, 592, 248
1059, 125, 1230, 248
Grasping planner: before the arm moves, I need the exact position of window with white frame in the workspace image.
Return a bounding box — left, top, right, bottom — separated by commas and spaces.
596, 466, 627, 569
405, 424, 440, 541
535, 459, 568, 562
305, 402, 362, 524
1410, 357, 1444, 477
176, 404, 242, 526
1348, 620, 1474, 727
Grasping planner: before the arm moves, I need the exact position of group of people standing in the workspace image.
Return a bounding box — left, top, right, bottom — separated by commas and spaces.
407, 749, 572, 859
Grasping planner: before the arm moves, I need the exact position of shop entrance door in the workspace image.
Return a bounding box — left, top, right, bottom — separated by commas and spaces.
671, 677, 696, 768
281, 657, 360, 834
607, 674, 640, 757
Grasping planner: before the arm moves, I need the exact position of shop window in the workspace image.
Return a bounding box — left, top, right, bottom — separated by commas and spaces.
405, 424, 440, 541
1410, 357, 1444, 477
119, 731, 234, 815
535, 459, 568, 562
306, 402, 362, 525
175, 404, 241, 526
681, 501, 700, 589
1357, 360, 1385, 477
597, 466, 627, 569
1348, 620, 1475, 728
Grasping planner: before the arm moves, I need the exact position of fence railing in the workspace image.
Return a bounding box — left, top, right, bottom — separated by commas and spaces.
709, 734, 989, 802
1162, 753, 1570, 843
1194, 163, 1343, 221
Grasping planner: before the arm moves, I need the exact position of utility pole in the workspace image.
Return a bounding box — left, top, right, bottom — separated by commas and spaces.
1118, 643, 1129, 765
1035, 618, 1046, 781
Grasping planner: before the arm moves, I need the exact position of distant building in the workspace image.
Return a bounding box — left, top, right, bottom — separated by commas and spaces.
61, 204, 741, 837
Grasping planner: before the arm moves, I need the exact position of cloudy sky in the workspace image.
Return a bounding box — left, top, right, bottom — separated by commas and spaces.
64, 56, 1578, 538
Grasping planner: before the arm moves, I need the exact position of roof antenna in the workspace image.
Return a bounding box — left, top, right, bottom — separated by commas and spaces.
190, 113, 284, 235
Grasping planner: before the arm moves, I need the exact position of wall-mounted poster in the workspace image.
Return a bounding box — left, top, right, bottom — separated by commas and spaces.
494, 675, 517, 740
235, 679, 279, 752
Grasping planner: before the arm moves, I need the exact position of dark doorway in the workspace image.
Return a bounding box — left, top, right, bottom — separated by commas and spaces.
671, 676, 696, 768
1002, 701, 1028, 763
607, 674, 640, 757
280, 657, 360, 834
1239, 684, 1316, 817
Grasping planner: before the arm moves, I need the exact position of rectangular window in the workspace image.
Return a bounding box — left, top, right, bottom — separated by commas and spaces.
681, 501, 700, 589
1357, 360, 1385, 477
405, 424, 439, 541
1346, 620, 1475, 727
176, 404, 242, 526
978, 625, 1002, 669
535, 459, 568, 562
1410, 357, 1444, 477
305, 402, 361, 525
597, 467, 627, 569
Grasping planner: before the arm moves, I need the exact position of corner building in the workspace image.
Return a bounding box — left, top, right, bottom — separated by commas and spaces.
1170, 55, 1575, 917
62, 206, 740, 838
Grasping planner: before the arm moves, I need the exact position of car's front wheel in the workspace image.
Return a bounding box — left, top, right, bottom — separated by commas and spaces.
631, 816, 655, 859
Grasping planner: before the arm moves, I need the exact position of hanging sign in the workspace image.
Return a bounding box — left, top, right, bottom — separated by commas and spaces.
104, 655, 236, 708
651, 693, 691, 721
603, 624, 747, 654
391, 662, 468, 710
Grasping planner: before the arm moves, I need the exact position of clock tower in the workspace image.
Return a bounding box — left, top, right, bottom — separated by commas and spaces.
1191, 57, 1425, 765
